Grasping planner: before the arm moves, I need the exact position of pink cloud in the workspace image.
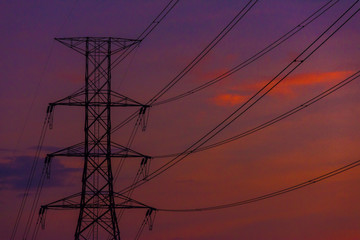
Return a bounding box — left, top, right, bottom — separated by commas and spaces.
250, 71, 353, 97
212, 71, 354, 106
212, 93, 248, 106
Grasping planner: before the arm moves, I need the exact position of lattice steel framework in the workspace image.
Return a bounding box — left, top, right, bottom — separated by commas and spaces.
41, 37, 155, 240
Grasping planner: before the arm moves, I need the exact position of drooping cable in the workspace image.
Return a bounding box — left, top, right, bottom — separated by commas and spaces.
146, 0, 360, 184
113, 114, 143, 182
111, 0, 336, 132
133, 209, 156, 240
153, 0, 339, 106
25, 162, 50, 240
109, 0, 259, 137
147, 0, 259, 105
112, 110, 139, 133
111, 0, 180, 70
114, 115, 152, 225
119, 1, 360, 194
156, 159, 360, 212
10, 112, 50, 240
134, 217, 148, 240
110, 0, 180, 133
153, 70, 360, 158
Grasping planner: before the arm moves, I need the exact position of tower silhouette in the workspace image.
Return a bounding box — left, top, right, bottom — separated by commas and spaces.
41, 37, 155, 240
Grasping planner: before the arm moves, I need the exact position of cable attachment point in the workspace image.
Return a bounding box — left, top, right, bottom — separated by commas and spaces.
139, 105, 150, 132
46, 104, 55, 129
44, 155, 52, 179
135, 208, 157, 240
139, 157, 152, 180
38, 206, 47, 230
144, 208, 156, 231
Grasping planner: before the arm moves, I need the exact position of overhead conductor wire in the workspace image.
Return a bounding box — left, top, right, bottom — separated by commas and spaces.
111, 0, 182, 155
112, 0, 181, 194
153, 70, 360, 158
109, 0, 259, 162
157, 159, 360, 212
112, 2, 259, 237
114, 0, 258, 193
147, 0, 259, 105
111, 0, 338, 132
119, 0, 360, 194
10, 112, 51, 240
111, 0, 180, 70
153, 0, 339, 106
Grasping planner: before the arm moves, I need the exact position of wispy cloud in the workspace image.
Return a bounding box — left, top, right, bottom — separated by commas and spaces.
243, 71, 353, 97
0, 155, 80, 191
211, 71, 353, 106
212, 93, 248, 106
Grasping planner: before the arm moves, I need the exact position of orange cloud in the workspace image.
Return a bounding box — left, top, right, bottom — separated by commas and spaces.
234, 70, 353, 97
260, 71, 353, 97
212, 94, 247, 106
210, 71, 353, 106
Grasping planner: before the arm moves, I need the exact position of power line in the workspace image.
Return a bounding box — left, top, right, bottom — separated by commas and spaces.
153, 0, 339, 106
147, 0, 259, 105
110, 0, 259, 136
119, 1, 360, 195
110, 0, 338, 136
10, 112, 51, 240
111, 0, 180, 70
144, 0, 360, 181
156, 158, 360, 212
152, 70, 360, 158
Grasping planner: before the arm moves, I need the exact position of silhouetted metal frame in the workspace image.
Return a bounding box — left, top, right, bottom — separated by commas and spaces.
43, 37, 154, 240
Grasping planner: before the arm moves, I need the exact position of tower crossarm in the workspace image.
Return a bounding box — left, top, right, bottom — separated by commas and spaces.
49, 90, 145, 107
46, 142, 150, 159
40, 192, 155, 211
55, 37, 141, 56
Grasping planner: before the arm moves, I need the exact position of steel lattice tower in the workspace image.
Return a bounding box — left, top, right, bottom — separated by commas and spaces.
40, 37, 155, 240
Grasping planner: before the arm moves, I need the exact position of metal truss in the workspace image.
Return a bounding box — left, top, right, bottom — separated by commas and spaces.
42, 37, 153, 240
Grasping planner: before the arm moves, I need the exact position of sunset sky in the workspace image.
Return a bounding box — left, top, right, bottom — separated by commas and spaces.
1, 0, 360, 239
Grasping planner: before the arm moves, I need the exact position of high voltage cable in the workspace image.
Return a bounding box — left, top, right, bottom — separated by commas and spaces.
153, 0, 339, 106
111, 0, 180, 70
10, 113, 50, 240
113, 115, 150, 235
111, 0, 338, 134
143, 0, 360, 180
112, 110, 139, 133
153, 70, 360, 158
24, 157, 50, 240
156, 159, 360, 212
110, 0, 259, 134
147, 1, 360, 182
113, 115, 142, 181
111, 1, 182, 227
136, 0, 180, 41
119, 1, 360, 195
147, 0, 259, 105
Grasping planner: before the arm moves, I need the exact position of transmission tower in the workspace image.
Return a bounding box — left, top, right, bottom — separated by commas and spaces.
40, 37, 155, 240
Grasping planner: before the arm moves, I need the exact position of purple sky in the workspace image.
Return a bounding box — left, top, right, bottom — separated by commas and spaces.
1, 0, 360, 239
